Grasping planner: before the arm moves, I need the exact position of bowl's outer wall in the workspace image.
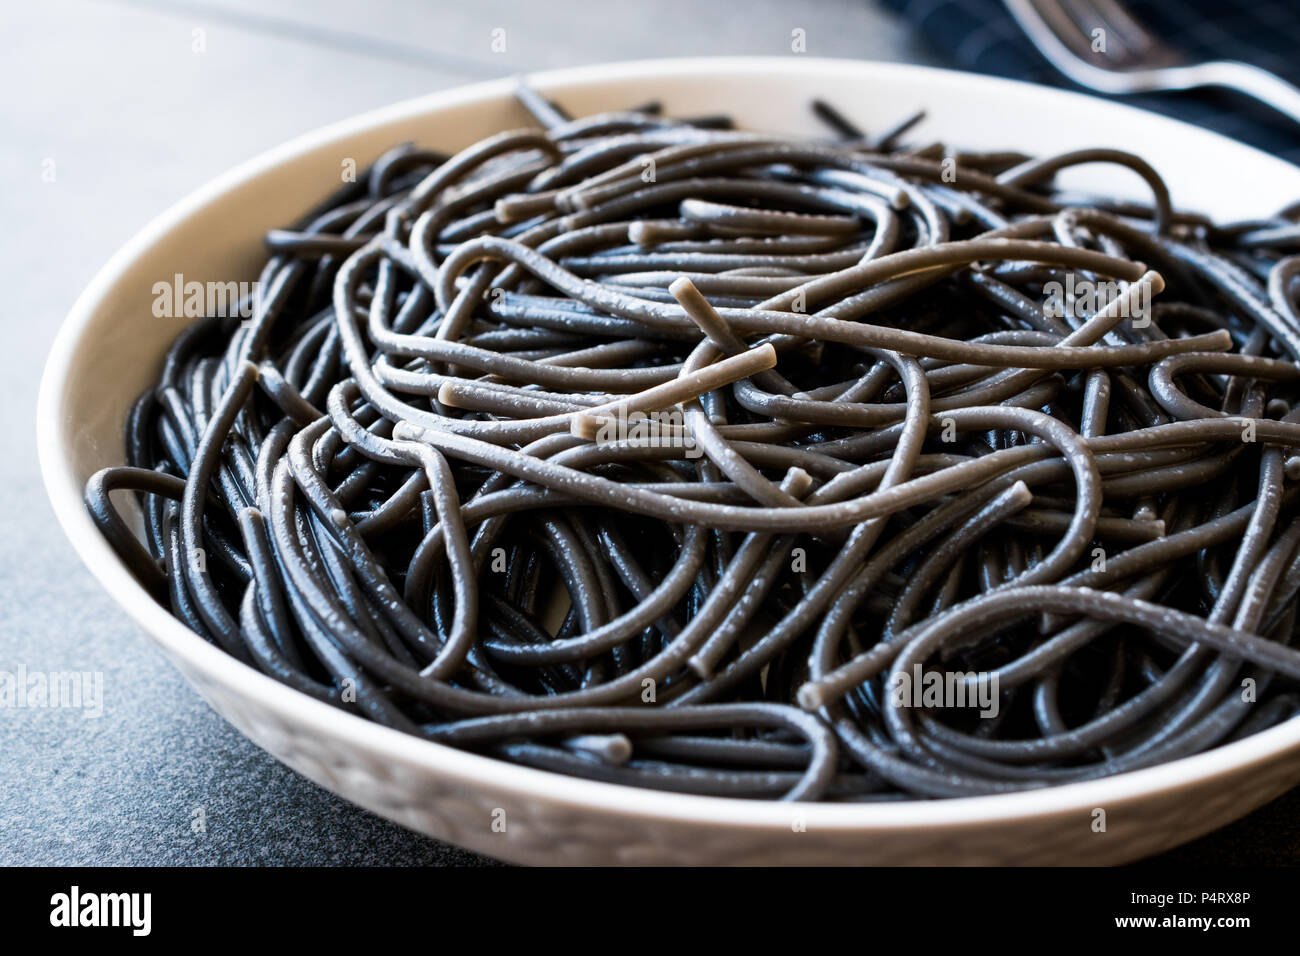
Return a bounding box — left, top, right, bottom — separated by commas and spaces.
39, 58, 1300, 864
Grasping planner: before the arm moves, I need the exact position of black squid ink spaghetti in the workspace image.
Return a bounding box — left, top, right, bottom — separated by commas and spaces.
85, 89, 1300, 801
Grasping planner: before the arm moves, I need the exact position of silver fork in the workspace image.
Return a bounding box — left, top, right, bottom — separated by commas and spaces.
1004, 0, 1300, 127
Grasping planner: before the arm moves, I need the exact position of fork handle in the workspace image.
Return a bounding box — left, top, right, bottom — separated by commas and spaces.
1196, 61, 1300, 129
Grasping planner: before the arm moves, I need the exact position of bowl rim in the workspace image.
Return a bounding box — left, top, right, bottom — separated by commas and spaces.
37, 54, 1300, 836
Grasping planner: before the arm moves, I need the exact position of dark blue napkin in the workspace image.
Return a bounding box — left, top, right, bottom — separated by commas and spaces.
882, 0, 1300, 164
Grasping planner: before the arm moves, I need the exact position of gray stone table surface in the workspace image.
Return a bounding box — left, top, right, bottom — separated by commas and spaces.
2, 0, 1297, 866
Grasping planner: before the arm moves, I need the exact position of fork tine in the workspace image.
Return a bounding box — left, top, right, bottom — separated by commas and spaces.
1084, 0, 1164, 55
1025, 0, 1101, 62
1058, 0, 1136, 60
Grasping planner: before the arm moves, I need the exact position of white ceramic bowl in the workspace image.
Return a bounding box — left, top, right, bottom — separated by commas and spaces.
38, 57, 1300, 865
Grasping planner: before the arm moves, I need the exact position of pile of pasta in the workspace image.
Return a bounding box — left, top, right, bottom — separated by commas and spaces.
88, 92, 1300, 800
